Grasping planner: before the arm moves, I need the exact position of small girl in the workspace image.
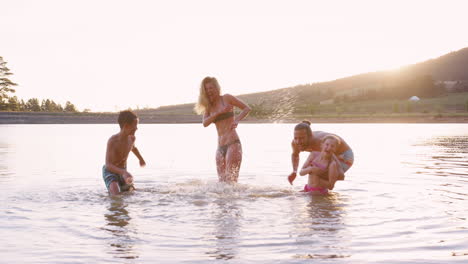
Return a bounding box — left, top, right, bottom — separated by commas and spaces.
299, 135, 341, 194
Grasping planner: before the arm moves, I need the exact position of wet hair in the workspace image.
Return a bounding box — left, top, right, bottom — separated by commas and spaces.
321, 134, 341, 146
294, 120, 312, 139
194, 76, 222, 115
118, 110, 138, 129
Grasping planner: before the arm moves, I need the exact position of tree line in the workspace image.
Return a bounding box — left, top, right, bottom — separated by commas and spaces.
0, 56, 78, 112
1, 96, 77, 112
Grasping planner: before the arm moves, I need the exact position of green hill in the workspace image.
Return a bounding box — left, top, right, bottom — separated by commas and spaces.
138, 47, 468, 118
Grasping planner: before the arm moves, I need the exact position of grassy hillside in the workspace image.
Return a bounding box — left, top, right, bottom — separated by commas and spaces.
137, 47, 468, 119
405, 47, 468, 81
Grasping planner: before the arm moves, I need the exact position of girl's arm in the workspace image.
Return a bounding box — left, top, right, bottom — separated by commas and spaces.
225, 94, 251, 129
300, 152, 326, 176
300, 152, 317, 176
316, 158, 340, 189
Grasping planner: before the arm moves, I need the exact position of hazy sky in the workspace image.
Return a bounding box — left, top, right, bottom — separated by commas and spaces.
2, 0, 468, 111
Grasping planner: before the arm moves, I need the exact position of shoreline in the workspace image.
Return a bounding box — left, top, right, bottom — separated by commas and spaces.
1, 111, 468, 124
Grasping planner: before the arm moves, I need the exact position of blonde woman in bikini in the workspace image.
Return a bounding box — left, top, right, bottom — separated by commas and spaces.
299, 135, 342, 194
194, 77, 251, 183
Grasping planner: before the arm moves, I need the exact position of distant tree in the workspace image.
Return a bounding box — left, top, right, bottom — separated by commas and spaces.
49, 100, 57, 112
310, 104, 318, 114
56, 103, 63, 112
249, 102, 268, 117
435, 82, 447, 94
368, 89, 378, 100
405, 102, 413, 113
26, 98, 41, 112
334, 95, 342, 104
64, 101, 77, 112
324, 88, 334, 99
416, 75, 441, 98
40, 99, 46, 112
335, 106, 343, 115
7, 96, 20, 111
20, 99, 26, 111
435, 104, 443, 114
392, 103, 400, 113
0, 56, 18, 106
44, 99, 54, 112
465, 100, 468, 112
342, 95, 350, 103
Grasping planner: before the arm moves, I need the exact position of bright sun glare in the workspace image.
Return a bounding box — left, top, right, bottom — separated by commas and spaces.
1, 0, 468, 111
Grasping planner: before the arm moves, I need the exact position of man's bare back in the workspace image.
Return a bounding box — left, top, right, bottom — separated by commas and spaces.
300, 131, 350, 155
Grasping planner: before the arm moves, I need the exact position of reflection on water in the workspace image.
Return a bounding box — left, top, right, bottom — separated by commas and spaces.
206, 199, 242, 260
0, 141, 12, 183
429, 136, 468, 178
0, 124, 467, 263
409, 135, 468, 198
292, 193, 350, 260
304, 194, 347, 233
427, 136, 468, 152
415, 135, 468, 229
103, 198, 139, 260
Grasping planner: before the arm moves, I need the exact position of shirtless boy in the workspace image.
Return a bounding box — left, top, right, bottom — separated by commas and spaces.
102, 110, 146, 195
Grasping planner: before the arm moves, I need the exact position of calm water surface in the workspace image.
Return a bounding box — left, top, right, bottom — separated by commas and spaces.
0, 123, 467, 263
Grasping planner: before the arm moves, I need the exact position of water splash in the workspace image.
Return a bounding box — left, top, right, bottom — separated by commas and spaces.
268, 88, 298, 123
139, 179, 294, 202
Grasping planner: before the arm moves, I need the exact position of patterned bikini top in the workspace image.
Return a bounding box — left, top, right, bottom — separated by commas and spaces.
214, 97, 234, 123
214, 111, 234, 123
311, 160, 328, 171
310, 153, 330, 172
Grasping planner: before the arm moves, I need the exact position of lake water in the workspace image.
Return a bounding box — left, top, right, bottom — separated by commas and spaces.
0, 123, 467, 263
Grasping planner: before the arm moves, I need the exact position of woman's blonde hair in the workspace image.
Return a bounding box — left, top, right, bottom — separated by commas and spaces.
194, 76, 221, 115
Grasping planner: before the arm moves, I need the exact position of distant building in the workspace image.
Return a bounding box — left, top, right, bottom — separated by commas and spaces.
452, 81, 468, 92
438, 80, 468, 92
439, 81, 456, 92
